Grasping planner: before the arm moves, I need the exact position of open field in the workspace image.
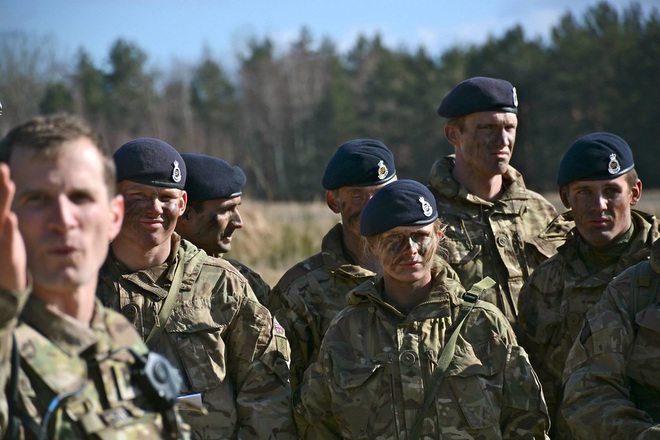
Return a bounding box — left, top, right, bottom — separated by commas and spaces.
231, 189, 660, 287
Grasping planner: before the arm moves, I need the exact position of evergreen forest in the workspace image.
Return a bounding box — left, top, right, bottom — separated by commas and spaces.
1, 1, 658, 200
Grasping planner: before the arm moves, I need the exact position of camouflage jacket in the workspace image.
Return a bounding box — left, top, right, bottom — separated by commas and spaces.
428, 155, 570, 324
11, 295, 188, 439
267, 223, 377, 392
222, 257, 271, 306
295, 262, 550, 439
97, 234, 295, 440
0, 287, 28, 437
562, 239, 660, 439
517, 210, 660, 439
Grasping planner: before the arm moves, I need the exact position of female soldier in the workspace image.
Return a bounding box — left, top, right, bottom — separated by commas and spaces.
294, 179, 549, 439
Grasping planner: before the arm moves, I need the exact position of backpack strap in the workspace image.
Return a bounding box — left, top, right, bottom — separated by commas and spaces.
409, 276, 496, 440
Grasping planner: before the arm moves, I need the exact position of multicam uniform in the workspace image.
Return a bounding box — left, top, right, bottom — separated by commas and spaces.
10, 295, 188, 439
267, 223, 377, 392
294, 261, 549, 439
97, 234, 295, 439
0, 287, 27, 437
562, 239, 660, 439
223, 257, 271, 306
428, 155, 569, 323
517, 210, 660, 439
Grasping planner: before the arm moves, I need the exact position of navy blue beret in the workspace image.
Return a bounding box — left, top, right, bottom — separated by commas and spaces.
557, 132, 634, 187
182, 153, 246, 200
114, 138, 186, 189
438, 76, 518, 118
322, 139, 396, 190
360, 179, 438, 237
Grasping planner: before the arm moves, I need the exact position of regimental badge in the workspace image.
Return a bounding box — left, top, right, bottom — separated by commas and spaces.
419, 196, 433, 217
377, 160, 389, 180
172, 160, 182, 183
512, 87, 518, 107
608, 153, 621, 175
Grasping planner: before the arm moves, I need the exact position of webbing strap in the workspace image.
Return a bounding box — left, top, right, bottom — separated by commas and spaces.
145, 247, 185, 350
409, 277, 495, 440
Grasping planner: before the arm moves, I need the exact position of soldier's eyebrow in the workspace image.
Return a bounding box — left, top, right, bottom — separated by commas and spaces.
16, 188, 48, 201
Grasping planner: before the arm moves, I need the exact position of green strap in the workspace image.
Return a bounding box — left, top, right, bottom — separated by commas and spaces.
145, 247, 185, 350
409, 276, 496, 440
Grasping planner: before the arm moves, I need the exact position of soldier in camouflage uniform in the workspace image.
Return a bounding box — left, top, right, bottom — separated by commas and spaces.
267, 138, 397, 392
295, 180, 550, 439
428, 77, 569, 324
0, 161, 27, 437
175, 153, 270, 305
562, 238, 660, 439
0, 114, 188, 439
96, 138, 295, 439
517, 132, 658, 439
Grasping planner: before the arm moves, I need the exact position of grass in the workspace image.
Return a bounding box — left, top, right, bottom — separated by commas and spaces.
230, 189, 660, 287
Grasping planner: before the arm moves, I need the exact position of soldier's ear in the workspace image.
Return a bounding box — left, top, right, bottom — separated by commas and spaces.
326, 190, 341, 214
630, 179, 642, 206
108, 194, 124, 242
559, 186, 571, 209
445, 124, 460, 147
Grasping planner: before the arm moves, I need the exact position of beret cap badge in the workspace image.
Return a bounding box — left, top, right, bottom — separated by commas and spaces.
419, 196, 433, 217
377, 160, 389, 180
512, 87, 518, 107
172, 160, 182, 183
608, 154, 621, 175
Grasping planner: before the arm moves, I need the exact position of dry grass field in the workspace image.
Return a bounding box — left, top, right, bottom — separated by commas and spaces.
231, 189, 660, 287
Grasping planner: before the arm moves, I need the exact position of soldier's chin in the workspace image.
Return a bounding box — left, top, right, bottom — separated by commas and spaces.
218, 237, 233, 253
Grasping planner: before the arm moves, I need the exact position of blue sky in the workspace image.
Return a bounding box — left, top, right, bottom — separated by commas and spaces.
2, 0, 657, 71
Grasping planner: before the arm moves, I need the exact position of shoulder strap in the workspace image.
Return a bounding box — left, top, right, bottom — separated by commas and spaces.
409, 277, 496, 440
145, 247, 185, 350
6, 332, 46, 439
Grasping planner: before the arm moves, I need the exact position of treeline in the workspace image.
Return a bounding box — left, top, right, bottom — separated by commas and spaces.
1, 1, 658, 200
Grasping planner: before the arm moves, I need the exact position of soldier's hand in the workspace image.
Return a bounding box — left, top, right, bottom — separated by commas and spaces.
0, 163, 26, 292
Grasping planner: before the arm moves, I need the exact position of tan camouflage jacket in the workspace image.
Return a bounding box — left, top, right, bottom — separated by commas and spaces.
562, 239, 660, 439
11, 295, 188, 439
222, 257, 271, 306
428, 155, 570, 324
517, 210, 660, 439
97, 235, 296, 439
0, 287, 28, 437
295, 263, 550, 439
267, 223, 377, 391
